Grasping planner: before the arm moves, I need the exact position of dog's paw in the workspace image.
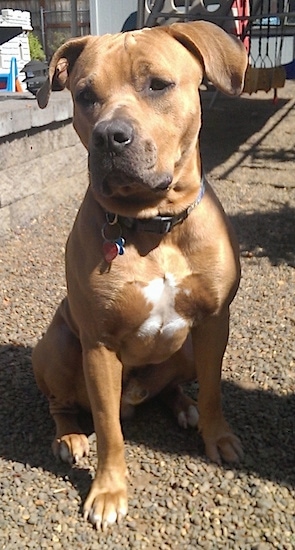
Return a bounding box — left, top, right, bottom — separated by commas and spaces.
83, 470, 128, 530
52, 434, 89, 465
178, 404, 199, 429
202, 425, 243, 465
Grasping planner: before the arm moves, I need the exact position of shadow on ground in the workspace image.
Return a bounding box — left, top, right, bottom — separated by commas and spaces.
0, 343, 294, 498
200, 93, 291, 174
230, 204, 295, 267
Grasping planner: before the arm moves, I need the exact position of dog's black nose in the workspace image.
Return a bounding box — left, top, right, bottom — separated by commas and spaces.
92, 119, 134, 154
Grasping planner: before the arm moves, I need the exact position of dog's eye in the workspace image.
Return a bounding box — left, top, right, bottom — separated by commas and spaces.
76, 87, 98, 108
148, 78, 173, 93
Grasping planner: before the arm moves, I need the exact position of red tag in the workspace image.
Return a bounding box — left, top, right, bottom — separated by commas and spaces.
103, 241, 119, 263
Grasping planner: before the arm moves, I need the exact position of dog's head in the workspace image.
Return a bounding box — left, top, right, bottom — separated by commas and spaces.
38, 22, 247, 216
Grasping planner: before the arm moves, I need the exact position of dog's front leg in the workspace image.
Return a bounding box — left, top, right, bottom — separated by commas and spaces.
81, 341, 127, 530
192, 309, 243, 465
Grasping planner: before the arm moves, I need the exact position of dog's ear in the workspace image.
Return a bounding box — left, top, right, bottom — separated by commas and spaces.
163, 21, 248, 96
37, 36, 91, 109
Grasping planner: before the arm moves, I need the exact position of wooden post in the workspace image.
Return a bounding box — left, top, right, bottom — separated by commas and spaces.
71, 0, 78, 37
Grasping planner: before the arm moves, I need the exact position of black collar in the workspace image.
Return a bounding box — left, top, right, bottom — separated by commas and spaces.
114, 177, 205, 235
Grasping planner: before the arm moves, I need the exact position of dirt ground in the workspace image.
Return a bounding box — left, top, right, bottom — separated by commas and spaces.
0, 80, 294, 549
201, 80, 295, 190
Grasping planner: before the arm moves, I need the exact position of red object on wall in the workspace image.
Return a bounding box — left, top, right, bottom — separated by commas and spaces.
231, 0, 250, 53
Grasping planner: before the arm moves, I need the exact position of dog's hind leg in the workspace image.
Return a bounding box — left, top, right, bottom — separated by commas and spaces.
32, 301, 90, 464
160, 385, 199, 429
48, 398, 90, 464
122, 343, 199, 428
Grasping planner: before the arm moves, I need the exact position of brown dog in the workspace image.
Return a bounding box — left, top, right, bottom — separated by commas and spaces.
33, 21, 248, 529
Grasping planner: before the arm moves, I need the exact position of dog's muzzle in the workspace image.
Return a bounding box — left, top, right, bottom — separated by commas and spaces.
89, 117, 173, 195
92, 119, 134, 155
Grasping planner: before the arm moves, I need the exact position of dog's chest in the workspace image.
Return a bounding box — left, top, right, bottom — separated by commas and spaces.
115, 267, 209, 366
136, 274, 188, 340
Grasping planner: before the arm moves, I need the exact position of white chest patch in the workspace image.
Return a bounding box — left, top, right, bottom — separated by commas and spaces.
137, 274, 188, 340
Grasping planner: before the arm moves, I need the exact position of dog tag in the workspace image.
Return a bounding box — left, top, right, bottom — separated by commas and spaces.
116, 237, 125, 255
103, 241, 119, 263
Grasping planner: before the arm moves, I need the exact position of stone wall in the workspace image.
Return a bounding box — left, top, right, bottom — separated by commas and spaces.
0, 91, 88, 239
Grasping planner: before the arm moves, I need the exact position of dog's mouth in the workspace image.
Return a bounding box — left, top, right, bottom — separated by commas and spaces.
88, 125, 173, 199
91, 168, 173, 198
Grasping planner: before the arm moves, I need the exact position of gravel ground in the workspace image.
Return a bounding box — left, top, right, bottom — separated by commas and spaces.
1, 82, 295, 549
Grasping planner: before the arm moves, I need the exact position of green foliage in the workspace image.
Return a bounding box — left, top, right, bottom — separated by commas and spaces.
48, 31, 71, 56
28, 33, 46, 61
